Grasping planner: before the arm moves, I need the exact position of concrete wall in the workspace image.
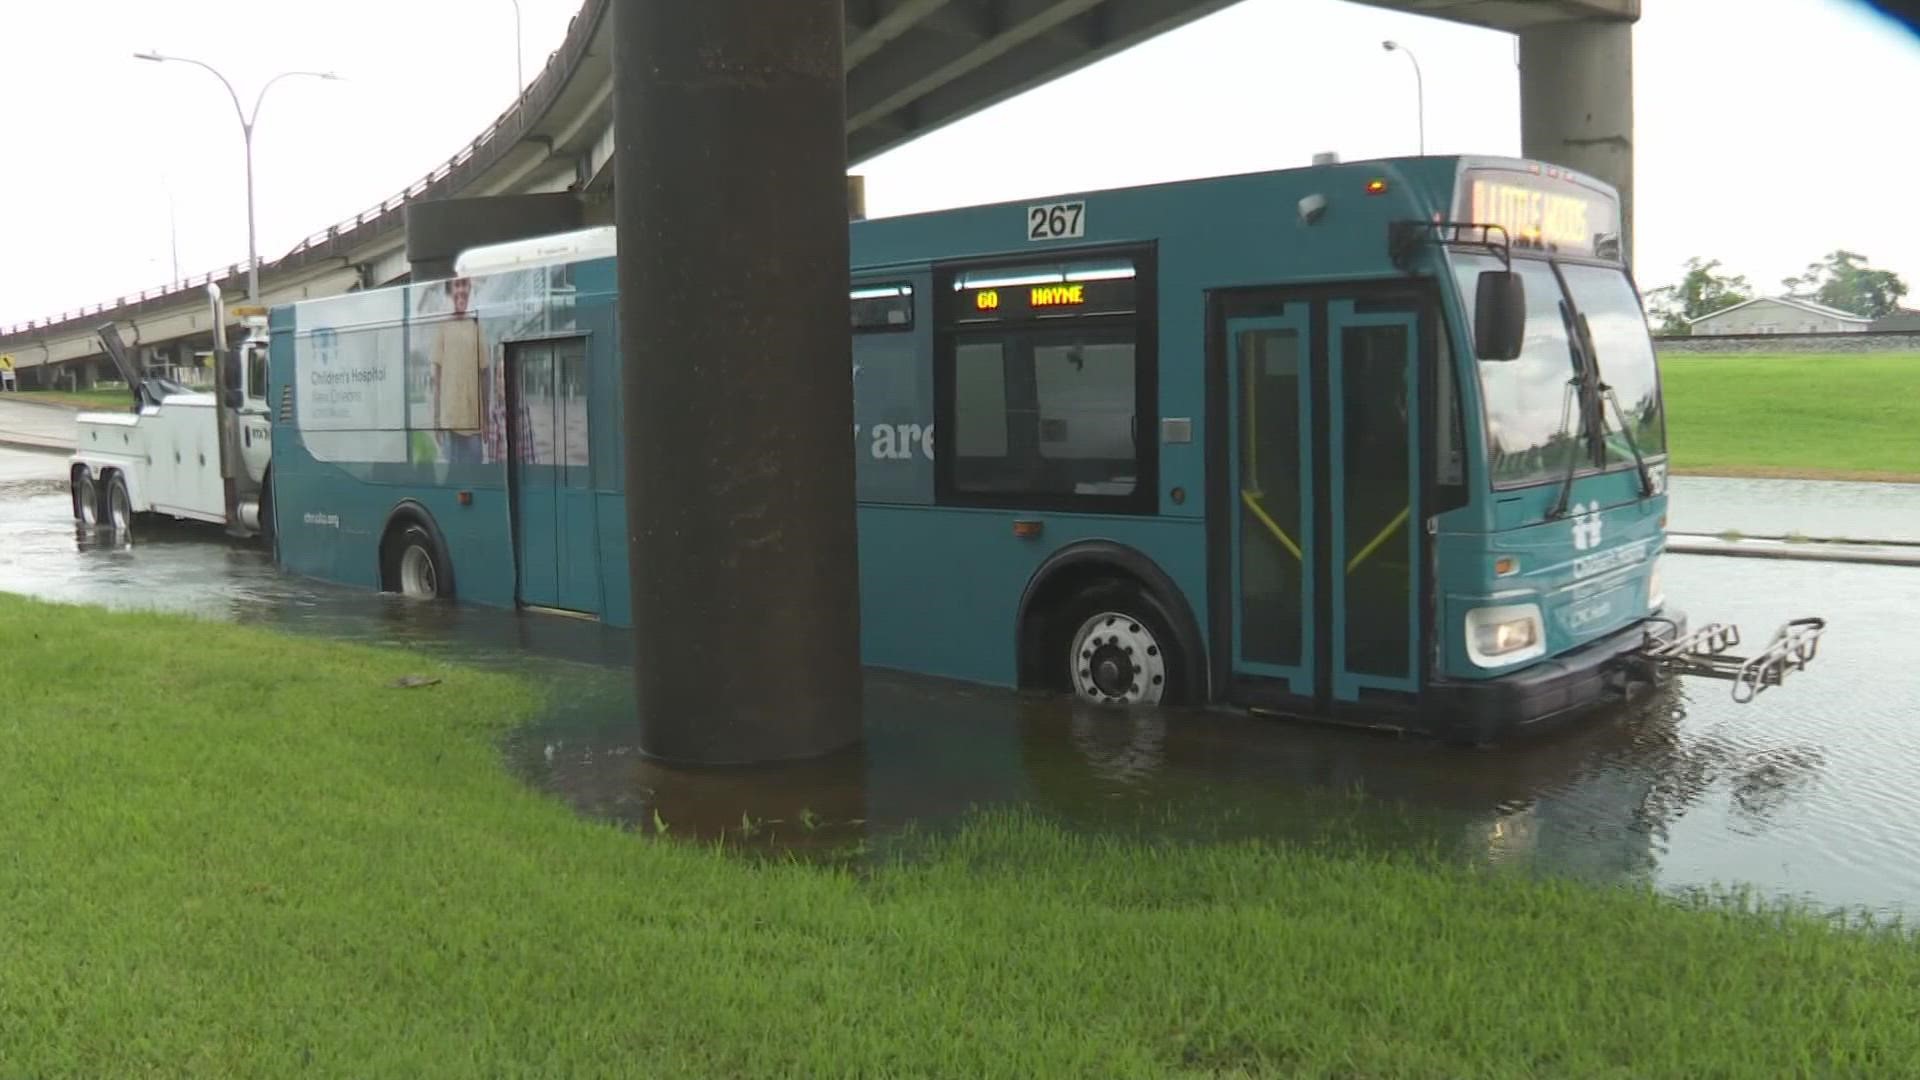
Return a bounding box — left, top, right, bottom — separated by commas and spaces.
1656, 332, 1920, 355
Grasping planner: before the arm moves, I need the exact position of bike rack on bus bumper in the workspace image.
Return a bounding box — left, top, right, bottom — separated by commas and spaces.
1623, 616, 1827, 703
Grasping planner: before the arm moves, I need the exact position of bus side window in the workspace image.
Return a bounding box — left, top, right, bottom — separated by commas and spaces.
851, 280, 932, 505
934, 253, 1154, 513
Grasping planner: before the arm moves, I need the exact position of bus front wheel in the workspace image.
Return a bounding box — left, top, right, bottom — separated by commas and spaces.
1058, 581, 1186, 708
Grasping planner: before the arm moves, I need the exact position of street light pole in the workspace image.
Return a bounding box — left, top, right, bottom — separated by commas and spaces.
134, 52, 340, 301
510, 0, 525, 96
164, 179, 181, 283
1381, 40, 1425, 156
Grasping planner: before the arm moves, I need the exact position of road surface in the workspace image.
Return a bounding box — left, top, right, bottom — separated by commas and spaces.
0, 396, 78, 452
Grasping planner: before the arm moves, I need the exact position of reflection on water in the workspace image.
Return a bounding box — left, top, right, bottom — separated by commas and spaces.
501, 662, 1848, 904
2, 472, 1919, 917
1670, 475, 1920, 542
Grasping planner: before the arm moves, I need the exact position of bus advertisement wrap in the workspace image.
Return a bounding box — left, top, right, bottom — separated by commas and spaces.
290, 263, 588, 472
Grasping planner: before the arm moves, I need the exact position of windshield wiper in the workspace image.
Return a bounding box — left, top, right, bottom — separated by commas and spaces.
1575, 311, 1656, 499
1548, 298, 1596, 520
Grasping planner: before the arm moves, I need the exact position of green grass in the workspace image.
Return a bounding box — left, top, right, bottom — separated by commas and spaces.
6, 591, 1920, 1077
1658, 352, 1920, 481
8, 387, 144, 410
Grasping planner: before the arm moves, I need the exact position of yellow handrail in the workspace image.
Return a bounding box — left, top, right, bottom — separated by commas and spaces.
1239, 489, 1302, 561
1346, 506, 1410, 575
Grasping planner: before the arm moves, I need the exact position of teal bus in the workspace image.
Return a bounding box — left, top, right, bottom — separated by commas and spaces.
263, 154, 1747, 740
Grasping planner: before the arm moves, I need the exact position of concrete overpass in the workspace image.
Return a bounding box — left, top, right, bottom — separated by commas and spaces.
0, 0, 1635, 387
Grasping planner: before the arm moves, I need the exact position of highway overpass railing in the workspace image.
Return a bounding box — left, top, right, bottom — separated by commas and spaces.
2, 0, 609, 340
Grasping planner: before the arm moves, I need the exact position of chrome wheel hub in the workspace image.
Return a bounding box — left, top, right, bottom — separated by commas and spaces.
1069, 611, 1167, 705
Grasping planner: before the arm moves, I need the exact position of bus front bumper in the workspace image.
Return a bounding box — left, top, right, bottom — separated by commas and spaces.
1427, 610, 1687, 743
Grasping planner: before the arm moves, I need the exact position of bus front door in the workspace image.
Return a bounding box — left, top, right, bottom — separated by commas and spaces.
509, 338, 602, 616
1222, 291, 1422, 714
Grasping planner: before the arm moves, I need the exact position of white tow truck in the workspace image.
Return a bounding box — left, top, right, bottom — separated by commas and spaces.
68, 284, 275, 541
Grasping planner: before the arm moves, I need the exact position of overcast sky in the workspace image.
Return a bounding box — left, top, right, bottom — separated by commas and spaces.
2, 0, 1916, 326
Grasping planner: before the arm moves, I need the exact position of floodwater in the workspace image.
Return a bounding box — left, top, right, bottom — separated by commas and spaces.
4, 445, 1920, 918
1669, 475, 1920, 543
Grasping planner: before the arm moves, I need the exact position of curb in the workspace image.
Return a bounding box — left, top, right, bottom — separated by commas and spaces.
0, 434, 73, 456
1670, 531, 1920, 550
1666, 533, 1920, 568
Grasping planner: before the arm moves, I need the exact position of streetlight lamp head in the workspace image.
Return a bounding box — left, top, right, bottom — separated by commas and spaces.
134, 50, 165, 62
1382, 40, 1398, 52
319, 71, 344, 81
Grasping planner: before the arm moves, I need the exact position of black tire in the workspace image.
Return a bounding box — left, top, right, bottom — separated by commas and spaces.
257, 471, 275, 546
383, 522, 451, 600
71, 469, 97, 526
103, 473, 133, 536
1051, 579, 1191, 707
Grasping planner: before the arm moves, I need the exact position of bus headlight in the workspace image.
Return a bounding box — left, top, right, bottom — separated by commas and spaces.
1465, 603, 1546, 668
1647, 559, 1664, 611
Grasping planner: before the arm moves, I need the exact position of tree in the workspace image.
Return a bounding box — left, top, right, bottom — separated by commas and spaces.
1781, 250, 1910, 319
1781, 249, 1904, 317
1643, 257, 1752, 335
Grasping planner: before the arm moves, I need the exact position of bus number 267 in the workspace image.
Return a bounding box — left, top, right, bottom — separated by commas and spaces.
1028, 201, 1086, 241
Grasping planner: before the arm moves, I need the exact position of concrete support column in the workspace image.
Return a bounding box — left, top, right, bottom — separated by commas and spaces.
1519, 19, 1634, 266
611, 0, 863, 764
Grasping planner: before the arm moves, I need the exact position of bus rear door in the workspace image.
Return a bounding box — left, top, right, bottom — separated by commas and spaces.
507, 336, 602, 615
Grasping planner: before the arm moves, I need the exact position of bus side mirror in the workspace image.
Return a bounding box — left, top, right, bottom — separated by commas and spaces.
1474, 270, 1526, 361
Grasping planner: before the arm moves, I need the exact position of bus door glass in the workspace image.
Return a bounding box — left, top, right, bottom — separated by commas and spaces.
1223, 292, 1422, 707
507, 336, 600, 615
1327, 298, 1420, 699
1226, 308, 1313, 696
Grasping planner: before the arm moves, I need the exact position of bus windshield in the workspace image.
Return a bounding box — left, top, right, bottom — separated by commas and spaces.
1450, 254, 1666, 487
1451, 254, 1580, 487
1558, 263, 1667, 465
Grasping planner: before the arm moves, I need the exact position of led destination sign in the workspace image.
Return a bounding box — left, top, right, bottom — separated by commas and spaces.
952, 261, 1137, 323
1454, 168, 1622, 259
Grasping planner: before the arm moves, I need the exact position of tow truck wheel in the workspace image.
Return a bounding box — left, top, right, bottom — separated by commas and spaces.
104, 473, 133, 536
71, 469, 98, 526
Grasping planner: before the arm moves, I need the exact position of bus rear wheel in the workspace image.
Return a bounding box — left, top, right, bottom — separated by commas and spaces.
1058, 581, 1186, 707
384, 523, 450, 601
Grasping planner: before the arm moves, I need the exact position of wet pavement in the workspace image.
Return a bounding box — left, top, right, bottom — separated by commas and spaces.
1669, 475, 1920, 543
0, 396, 80, 452
0, 445, 66, 487
4, 444, 1919, 917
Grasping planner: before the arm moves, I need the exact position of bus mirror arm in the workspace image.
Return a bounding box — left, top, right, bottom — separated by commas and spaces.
1388, 220, 1511, 273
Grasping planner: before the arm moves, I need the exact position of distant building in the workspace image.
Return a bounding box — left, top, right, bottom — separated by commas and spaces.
1869, 310, 1920, 332
1687, 295, 1873, 335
